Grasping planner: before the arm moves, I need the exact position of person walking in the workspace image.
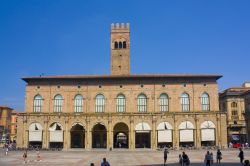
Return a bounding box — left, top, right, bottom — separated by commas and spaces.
101, 158, 110, 166
5, 146, 8, 155
163, 148, 169, 166
23, 151, 27, 164
179, 154, 183, 166
182, 152, 190, 166
216, 149, 222, 164
204, 151, 211, 166
36, 148, 41, 161
210, 152, 213, 165
239, 148, 244, 164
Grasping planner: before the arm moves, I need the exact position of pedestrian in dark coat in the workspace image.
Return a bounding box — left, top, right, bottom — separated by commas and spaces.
239, 148, 244, 164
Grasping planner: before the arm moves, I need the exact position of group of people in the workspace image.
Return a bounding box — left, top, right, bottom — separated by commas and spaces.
204, 150, 222, 166
163, 148, 190, 166
90, 158, 110, 166
162, 147, 249, 166
22, 148, 41, 164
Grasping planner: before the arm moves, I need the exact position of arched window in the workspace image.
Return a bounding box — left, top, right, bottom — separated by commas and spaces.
123, 41, 126, 48
180, 93, 190, 112
33, 95, 42, 112
138, 94, 147, 112
114, 42, 118, 49
96, 94, 105, 113
201, 93, 210, 111
74, 94, 83, 112
54, 94, 63, 112
159, 93, 169, 112
231, 102, 238, 119
116, 94, 126, 113
119, 42, 123, 49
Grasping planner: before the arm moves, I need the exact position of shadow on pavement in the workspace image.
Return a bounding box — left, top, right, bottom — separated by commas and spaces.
135, 162, 241, 166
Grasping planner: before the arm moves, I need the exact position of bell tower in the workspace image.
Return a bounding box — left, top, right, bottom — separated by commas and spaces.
110, 23, 130, 75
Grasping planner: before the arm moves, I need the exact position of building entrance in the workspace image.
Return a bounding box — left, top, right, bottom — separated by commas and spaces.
113, 122, 129, 148
92, 124, 107, 148
70, 124, 85, 148
135, 132, 151, 148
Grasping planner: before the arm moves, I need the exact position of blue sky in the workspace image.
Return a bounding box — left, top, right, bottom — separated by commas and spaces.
0, 0, 250, 111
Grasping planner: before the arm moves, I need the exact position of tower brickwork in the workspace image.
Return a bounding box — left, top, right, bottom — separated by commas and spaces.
110, 23, 130, 75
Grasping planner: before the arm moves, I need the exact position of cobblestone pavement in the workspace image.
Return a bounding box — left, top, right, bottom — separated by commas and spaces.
0, 149, 249, 166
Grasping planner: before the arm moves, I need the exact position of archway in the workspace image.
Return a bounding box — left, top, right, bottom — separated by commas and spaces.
200, 121, 216, 147
70, 123, 85, 148
157, 122, 173, 149
113, 122, 129, 148
49, 122, 63, 149
28, 123, 43, 149
179, 121, 194, 148
135, 122, 151, 148
92, 123, 107, 148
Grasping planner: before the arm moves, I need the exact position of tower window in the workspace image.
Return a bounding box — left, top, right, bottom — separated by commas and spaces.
119, 42, 123, 48
114, 42, 118, 49
123, 41, 126, 48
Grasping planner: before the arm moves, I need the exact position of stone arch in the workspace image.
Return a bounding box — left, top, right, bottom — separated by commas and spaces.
200, 120, 215, 129
49, 122, 64, 149
71, 122, 85, 129
92, 123, 107, 148
28, 122, 43, 148
179, 121, 194, 129
157, 122, 173, 148
135, 122, 151, 148
70, 123, 85, 148
200, 120, 216, 146
178, 121, 194, 147
113, 122, 129, 148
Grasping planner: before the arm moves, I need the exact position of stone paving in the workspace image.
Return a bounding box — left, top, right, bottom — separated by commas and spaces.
0, 149, 249, 166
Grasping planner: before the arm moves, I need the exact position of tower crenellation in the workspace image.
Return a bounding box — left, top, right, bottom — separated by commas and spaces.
111, 23, 130, 30
110, 23, 130, 75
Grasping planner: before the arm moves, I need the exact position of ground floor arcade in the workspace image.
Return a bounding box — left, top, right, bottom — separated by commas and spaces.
16, 112, 228, 150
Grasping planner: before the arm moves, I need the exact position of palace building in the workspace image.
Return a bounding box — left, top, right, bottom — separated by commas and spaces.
16, 23, 227, 150
219, 83, 250, 145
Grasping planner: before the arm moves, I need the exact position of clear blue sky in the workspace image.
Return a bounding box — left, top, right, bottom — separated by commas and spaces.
0, 0, 250, 111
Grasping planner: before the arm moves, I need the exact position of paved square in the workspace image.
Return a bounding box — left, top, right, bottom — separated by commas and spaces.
0, 149, 249, 166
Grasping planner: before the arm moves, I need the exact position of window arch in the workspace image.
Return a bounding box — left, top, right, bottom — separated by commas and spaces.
119, 42, 123, 48
159, 93, 169, 112
137, 94, 147, 112
123, 41, 126, 48
116, 94, 126, 113
54, 94, 63, 112
180, 93, 190, 112
114, 42, 118, 49
33, 95, 42, 112
201, 93, 210, 111
74, 94, 83, 112
231, 102, 238, 118
95, 94, 105, 113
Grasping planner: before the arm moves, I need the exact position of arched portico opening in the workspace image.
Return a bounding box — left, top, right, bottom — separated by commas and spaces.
70, 123, 85, 148
113, 122, 129, 148
49, 122, 63, 149
28, 123, 43, 149
201, 121, 216, 147
179, 121, 195, 148
135, 122, 151, 148
157, 122, 173, 149
92, 123, 107, 148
